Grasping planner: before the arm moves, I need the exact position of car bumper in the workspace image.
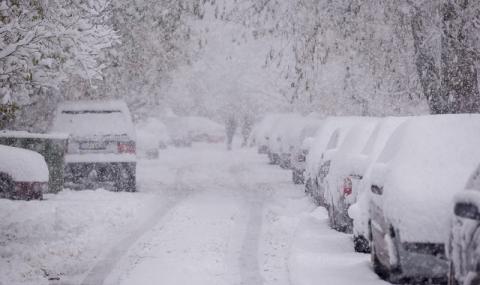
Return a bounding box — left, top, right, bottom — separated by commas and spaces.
65, 153, 136, 163
397, 241, 448, 280
64, 161, 136, 191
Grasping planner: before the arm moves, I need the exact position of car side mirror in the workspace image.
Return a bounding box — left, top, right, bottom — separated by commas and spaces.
454, 202, 480, 220
371, 185, 383, 195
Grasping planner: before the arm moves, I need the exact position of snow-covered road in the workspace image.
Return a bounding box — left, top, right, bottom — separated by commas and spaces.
0, 144, 387, 285
89, 144, 387, 285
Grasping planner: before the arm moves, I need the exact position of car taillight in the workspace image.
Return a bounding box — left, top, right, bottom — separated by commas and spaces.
343, 177, 352, 196
118, 142, 136, 154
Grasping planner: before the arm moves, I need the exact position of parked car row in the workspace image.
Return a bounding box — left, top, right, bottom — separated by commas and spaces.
252, 113, 480, 285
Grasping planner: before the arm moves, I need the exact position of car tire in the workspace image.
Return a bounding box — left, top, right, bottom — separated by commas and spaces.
371, 239, 388, 279
354, 234, 371, 253
292, 170, 303, 184
115, 163, 136, 192
305, 178, 313, 195
371, 227, 403, 284
448, 260, 459, 285
0, 172, 15, 199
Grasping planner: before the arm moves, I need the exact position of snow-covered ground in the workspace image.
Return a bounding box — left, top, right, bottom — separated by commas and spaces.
0, 143, 386, 285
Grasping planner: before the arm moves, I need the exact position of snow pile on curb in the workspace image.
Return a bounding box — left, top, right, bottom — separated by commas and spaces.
0, 189, 159, 285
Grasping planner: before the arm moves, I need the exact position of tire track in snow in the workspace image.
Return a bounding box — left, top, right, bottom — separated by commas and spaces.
230, 163, 271, 285
78, 167, 195, 285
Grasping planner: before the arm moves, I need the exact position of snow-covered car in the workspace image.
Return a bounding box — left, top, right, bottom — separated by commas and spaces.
0, 145, 49, 200
323, 118, 379, 233
267, 113, 302, 165
165, 116, 225, 147
448, 165, 480, 285
276, 114, 309, 169
290, 118, 324, 183
250, 114, 284, 154
368, 114, 480, 283
51, 100, 137, 192
347, 117, 407, 253
136, 117, 171, 159
305, 116, 368, 206
291, 136, 315, 184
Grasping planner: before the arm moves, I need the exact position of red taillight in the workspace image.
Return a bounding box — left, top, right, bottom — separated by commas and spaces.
343, 177, 352, 196
118, 142, 136, 154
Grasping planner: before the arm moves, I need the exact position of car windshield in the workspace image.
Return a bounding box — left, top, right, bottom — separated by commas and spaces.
53, 110, 129, 137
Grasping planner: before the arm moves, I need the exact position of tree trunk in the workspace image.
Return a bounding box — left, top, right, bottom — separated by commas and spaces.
410, 9, 443, 113
440, 0, 480, 113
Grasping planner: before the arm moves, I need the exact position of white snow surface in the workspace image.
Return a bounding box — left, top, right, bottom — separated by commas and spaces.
0, 145, 49, 182
51, 100, 135, 139
289, 207, 388, 285
0, 143, 386, 285
371, 114, 480, 243
164, 116, 225, 141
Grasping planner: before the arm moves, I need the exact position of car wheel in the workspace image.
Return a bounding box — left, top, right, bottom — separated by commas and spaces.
292, 170, 303, 184
371, 239, 389, 279
448, 260, 459, 285
305, 178, 313, 195
0, 172, 15, 199
370, 227, 403, 284
115, 164, 136, 192
354, 235, 371, 253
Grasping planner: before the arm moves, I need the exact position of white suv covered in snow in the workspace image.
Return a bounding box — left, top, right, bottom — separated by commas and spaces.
51, 100, 136, 191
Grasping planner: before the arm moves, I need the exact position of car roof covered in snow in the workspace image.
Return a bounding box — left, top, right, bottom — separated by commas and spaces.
51, 100, 135, 138
0, 145, 48, 182
305, 116, 370, 179
370, 114, 480, 243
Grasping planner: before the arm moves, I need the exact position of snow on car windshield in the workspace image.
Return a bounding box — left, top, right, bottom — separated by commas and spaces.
53, 110, 131, 138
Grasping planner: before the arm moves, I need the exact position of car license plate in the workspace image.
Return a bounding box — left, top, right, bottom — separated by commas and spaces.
80, 141, 106, 150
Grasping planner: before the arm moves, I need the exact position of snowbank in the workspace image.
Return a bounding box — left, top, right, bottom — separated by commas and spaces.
289, 208, 388, 285
371, 114, 480, 243
0, 188, 160, 285
0, 145, 48, 182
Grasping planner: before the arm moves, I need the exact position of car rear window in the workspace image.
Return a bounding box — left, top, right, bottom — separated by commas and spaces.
53, 110, 131, 137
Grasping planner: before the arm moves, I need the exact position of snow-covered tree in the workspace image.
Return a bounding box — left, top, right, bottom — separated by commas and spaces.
0, 0, 118, 130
